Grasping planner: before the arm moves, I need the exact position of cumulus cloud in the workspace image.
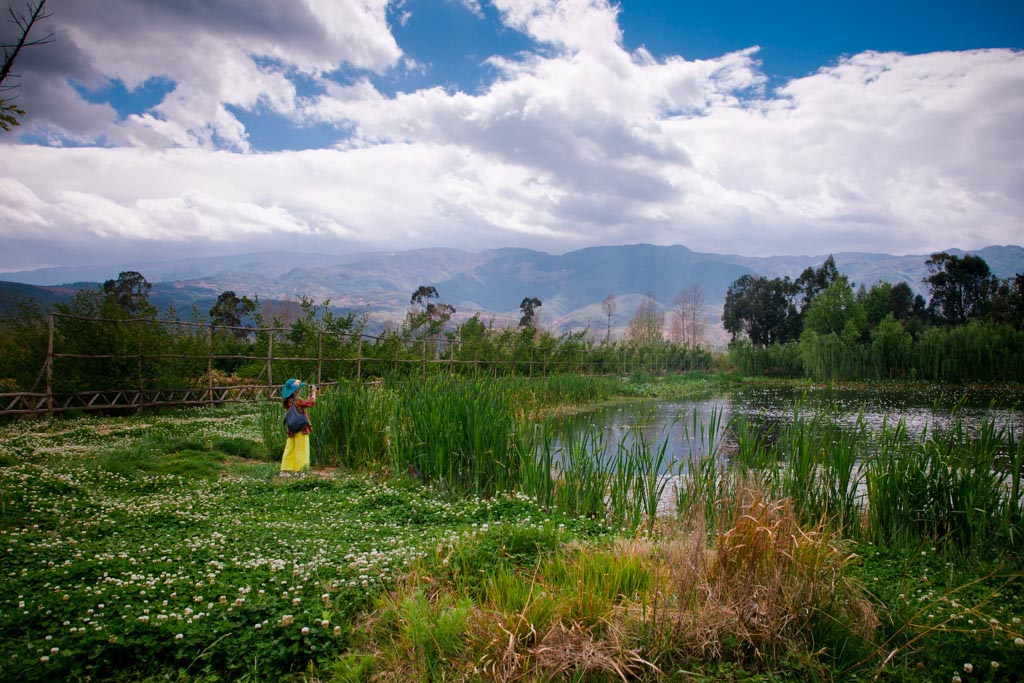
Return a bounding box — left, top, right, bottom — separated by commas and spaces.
1, 0, 1021, 271
15, 0, 402, 148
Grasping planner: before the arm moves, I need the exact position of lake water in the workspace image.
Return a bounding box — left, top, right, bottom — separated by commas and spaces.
551, 383, 1024, 475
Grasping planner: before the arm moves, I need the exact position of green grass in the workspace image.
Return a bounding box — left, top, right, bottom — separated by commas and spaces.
4, 380, 1024, 683
0, 411, 606, 682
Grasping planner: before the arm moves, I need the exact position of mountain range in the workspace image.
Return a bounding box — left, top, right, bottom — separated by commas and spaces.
2, 244, 1023, 341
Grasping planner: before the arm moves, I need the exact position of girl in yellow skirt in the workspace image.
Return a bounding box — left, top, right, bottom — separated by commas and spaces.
280, 378, 317, 474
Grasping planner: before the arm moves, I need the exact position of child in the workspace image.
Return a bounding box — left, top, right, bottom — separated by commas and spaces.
280, 378, 317, 474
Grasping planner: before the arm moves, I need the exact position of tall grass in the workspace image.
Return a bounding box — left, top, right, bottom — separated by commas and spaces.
311, 380, 394, 469
724, 403, 1022, 556
387, 375, 521, 496
863, 409, 1020, 554
265, 374, 1022, 554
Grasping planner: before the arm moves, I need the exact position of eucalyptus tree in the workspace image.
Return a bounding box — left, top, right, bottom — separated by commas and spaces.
923, 252, 998, 325
722, 274, 801, 346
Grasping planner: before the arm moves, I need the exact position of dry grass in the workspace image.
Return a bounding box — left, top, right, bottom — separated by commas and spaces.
352, 485, 879, 681
651, 485, 879, 672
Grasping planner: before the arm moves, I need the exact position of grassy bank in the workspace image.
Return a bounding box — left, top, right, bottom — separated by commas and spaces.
2, 376, 1023, 681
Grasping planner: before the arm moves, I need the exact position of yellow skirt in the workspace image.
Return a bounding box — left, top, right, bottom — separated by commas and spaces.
280, 433, 310, 472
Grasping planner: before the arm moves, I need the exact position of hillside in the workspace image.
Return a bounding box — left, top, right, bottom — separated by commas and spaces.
2, 244, 1022, 338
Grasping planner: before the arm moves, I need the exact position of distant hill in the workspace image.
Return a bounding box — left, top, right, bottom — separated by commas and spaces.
2, 244, 1022, 340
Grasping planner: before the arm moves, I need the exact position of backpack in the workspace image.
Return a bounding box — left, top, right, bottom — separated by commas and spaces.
284, 404, 310, 433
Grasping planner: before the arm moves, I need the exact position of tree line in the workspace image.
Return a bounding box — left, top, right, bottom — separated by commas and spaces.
0, 272, 714, 398
722, 252, 1024, 381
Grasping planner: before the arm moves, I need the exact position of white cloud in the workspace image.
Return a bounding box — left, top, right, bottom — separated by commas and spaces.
1, 0, 1021, 270
17, 0, 402, 148
455, 0, 485, 19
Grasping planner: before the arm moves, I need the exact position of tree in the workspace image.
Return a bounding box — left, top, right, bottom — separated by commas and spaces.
871, 313, 912, 379
209, 290, 257, 338
795, 255, 840, 312
408, 285, 454, 337
670, 284, 705, 348
518, 296, 541, 330
1, 0, 52, 131
626, 292, 664, 345
722, 274, 801, 346
102, 271, 156, 318
991, 273, 1024, 330
923, 252, 998, 326
601, 294, 616, 344
803, 278, 866, 342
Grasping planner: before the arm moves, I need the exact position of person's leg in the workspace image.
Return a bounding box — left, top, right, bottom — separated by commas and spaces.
280, 436, 298, 472
294, 432, 311, 471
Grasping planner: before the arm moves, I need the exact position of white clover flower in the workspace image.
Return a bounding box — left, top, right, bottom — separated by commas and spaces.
175, 633, 183, 641
301, 627, 310, 635
963, 663, 973, 673
1015, 637, 1024, 647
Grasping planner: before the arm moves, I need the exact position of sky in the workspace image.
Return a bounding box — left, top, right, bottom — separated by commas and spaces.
0, 0, 1022, 275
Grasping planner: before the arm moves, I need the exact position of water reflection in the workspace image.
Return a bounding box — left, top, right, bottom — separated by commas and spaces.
549, 384, 1023, 475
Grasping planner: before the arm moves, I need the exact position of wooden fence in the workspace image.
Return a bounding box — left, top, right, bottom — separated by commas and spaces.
0, 313, 709, 416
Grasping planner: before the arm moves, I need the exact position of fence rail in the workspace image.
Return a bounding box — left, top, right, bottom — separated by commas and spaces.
0, 312, 712, 416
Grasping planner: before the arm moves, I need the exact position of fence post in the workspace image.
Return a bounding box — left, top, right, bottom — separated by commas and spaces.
207, 323, 214, 406
136, 320, 144, 410
266, 328, 274, 399
356, 336, 363, 381
46, 313, 54, 416
317, 331, 323, 386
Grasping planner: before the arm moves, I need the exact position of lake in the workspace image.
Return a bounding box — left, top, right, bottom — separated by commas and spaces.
550, 383, 1024, 475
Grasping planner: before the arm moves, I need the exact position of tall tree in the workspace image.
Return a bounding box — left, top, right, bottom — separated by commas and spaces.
601, 294, 616, 344
674, 284, 704, 348
923, 252, 998, 325
408, 285, 454, 336
102, 271, 156, 317
626, 292, 664, 345
795, 255, 840, 312
209, 290, 257, 338
1, 0, 52, 131
803, 278, 866, 342
518, 296, 541, 330
990, 273, 1024, 330
722, 274, 801, 346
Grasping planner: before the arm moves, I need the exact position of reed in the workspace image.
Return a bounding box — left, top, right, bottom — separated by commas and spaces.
310, 381, 396, 468
861, 412, 1014, 554
255, 398, 286, 462
390, 375, 521, 497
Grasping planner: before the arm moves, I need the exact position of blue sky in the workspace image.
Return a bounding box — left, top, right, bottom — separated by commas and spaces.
0, 0, 1022, 276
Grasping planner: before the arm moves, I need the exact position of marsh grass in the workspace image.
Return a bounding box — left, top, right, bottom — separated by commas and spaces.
862, 410, 1021, 556
361, 485, 879, 683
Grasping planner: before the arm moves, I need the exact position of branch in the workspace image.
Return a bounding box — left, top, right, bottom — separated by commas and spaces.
0, 0, 54, 89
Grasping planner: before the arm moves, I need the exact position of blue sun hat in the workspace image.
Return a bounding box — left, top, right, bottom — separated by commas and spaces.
281, 378, 305, 399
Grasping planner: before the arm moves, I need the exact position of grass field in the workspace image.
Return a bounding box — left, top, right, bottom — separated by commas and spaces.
2, 379, 1023, 682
